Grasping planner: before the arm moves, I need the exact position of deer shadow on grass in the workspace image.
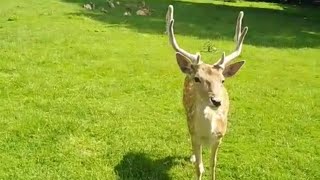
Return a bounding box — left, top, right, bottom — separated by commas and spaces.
114, 152, 187, 180
61, 0, 320, 49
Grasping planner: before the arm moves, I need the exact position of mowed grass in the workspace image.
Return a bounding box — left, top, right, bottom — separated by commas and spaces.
0, 0, 319, 179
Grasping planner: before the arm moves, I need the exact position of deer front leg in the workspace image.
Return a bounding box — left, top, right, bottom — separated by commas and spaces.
191, 136, 204, 180
210, 140, 221, 180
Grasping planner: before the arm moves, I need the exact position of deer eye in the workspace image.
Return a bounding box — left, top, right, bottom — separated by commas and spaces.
194, 77, 201, 83
222, 80, 225, 83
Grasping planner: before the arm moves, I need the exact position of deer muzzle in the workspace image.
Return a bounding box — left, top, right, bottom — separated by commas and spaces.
210, 97, 221, 107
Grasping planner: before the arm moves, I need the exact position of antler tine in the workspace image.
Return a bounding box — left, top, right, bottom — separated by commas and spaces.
216, 11, 248, 68
165, 5, 172, 34
224, 26, 248, 63
166, 5, 200, 64
234, 11, 244, 42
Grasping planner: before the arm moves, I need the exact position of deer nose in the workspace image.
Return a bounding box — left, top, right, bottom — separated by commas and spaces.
210, 97, 221, 107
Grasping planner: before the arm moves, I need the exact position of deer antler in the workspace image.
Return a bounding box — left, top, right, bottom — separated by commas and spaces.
215, 11, 248, 69
166, 5, 201, 64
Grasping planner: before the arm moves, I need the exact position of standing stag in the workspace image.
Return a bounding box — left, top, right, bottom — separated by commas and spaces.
166, 5, 248, 180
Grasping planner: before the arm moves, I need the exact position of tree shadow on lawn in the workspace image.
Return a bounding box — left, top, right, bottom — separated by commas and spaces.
62, 0, 320, 49
114, 152, 187, 180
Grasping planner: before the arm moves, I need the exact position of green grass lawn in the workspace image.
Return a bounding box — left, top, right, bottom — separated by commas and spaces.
0, 0, 319, 179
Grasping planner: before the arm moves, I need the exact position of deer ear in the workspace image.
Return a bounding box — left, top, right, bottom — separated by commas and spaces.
223, 61, 245, 78
176, 52, 194, 74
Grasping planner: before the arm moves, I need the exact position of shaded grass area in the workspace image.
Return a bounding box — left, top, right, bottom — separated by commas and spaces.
0, 0, 319, 179
62, 0, 320, 49
114, 152, 186, 180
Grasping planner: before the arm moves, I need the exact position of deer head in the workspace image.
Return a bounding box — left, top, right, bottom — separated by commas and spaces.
166, 5, 248, 107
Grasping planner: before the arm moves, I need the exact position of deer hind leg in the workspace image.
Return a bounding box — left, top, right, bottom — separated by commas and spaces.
210, 140, 221, 180
191, 136, 204, 180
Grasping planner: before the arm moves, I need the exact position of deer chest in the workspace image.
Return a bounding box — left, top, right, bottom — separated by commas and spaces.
193, 106, 227, 144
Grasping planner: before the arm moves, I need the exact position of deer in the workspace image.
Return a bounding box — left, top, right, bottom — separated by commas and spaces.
166, 5, 248, 180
